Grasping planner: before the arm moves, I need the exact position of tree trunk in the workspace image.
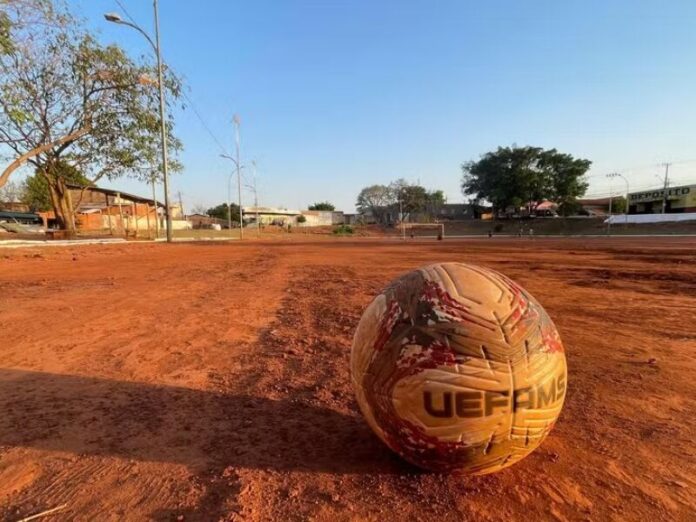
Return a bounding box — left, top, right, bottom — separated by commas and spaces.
44, 168, 77, 236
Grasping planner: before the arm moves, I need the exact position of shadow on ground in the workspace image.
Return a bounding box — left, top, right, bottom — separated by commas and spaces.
0, 368, 402, 476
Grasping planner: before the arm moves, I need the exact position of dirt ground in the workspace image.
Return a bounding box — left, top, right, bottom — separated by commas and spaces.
0, 237, 695, 521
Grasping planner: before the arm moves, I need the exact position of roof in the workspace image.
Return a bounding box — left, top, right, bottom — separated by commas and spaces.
242, 206, 301, 216
0, 211, 41, 220
67, 184, 165, 207
578, 197, 612, 206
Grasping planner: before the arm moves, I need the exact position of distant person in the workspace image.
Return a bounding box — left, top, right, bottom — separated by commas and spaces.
529, 228, 534, 238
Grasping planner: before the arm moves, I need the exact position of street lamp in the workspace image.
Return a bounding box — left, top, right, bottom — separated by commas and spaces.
220, 115, 244, 239
220, 154, 244, 237
607, 172, 630, 224
104, 2, 173, 242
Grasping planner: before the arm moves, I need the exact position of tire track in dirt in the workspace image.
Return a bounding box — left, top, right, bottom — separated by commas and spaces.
0, 244, 294, 521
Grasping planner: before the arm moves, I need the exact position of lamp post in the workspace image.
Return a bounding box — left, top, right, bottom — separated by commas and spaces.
250, 160, 260, 235
220, 154, 244, 237
105, 2, 173, 242
607, 173, 630, 224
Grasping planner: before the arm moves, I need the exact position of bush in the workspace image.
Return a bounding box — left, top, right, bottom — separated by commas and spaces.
297, 215, 307, 223
333, 224, 354, 235
493, 223, 504, 233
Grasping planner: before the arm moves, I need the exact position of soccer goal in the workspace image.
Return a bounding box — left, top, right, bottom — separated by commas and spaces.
401, 223, 445, 240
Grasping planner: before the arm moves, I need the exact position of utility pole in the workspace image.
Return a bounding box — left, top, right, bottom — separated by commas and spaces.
607, 182, 613, 235
399, 191, 405, 240
607, 172, 630, 225
227, 171, 233, 234
252, 160, 260, 235
234, 114, 243, 239
152, 0, 172, 242
104, 1, 172, 241
661, 162, 671, 214
151, 178, 160, 238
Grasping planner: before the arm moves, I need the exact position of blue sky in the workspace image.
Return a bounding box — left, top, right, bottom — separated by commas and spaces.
68, 0, 696, 212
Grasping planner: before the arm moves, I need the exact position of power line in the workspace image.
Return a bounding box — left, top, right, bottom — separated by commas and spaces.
114, 0, 137, 25
113, 0, 230, 156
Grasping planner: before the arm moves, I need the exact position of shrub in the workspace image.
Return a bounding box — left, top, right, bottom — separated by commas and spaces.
297, 215, 307, 223
333, 224, 354, 235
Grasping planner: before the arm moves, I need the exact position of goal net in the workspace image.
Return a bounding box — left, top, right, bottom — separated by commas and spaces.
401, 223, 445, 240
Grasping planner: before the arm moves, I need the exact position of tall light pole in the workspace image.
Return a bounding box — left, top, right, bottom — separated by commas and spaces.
227, 170, 234, 233
220, 153, 244, 237
233, 115, 243, 239
607, 180, 613, 235
105, 2, 173, 242
398, 188, 406, 240
251, 160, 260, 235
607, 173, 629, 224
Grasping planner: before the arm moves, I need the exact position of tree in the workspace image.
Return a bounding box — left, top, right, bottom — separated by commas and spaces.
207, 203, 240, 225
357, 180, 446, 223
426, 189, 446, 216
0, 179, 22, 203
462, 146, 590, 216
0, 0, 183, 232
609, 196, 626, 215
356, 184, 394, 223
538, 149, 591, 213
23, 161, 90, 211
308, 201, 335, 211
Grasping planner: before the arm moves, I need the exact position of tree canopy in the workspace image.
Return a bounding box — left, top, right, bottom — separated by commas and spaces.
23, 161, 90, 211
0, 0, 183, 231
308, 201, 335, 211
207, 203, 240, 224
461, 146, 590, 216
356, 179, 446, 223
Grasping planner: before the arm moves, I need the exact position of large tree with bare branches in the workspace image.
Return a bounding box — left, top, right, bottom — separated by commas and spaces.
0, 0, 182, 232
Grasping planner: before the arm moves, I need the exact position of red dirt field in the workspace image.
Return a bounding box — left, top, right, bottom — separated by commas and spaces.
0, 237, 695, 521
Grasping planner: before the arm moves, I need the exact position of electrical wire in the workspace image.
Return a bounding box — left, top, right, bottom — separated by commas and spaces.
113, 0, 230, 156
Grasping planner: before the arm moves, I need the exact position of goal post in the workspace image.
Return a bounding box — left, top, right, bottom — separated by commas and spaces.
401, 222, 445, 240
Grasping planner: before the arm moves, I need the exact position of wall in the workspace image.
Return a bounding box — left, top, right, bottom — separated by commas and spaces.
299, 211, 344, 226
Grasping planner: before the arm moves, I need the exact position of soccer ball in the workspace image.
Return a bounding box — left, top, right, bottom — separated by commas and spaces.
351, 263, 567, 474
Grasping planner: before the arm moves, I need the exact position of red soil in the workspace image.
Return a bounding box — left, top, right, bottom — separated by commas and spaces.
0, 237, 694, 521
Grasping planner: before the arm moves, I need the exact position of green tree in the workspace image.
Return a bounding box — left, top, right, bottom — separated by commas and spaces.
308, 201, 335, 211
23, 161, 90, 211
207, 203, 240, 225
389, 179, 446, 220
461, 146, 590, 216
538, 149, 591, 214
426, 189, 446, 216
357, 181, 446, 223
609, 196, 626, 214
0, 0, 183, 232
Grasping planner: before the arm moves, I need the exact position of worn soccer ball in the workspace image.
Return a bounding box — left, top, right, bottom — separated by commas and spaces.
351, 263, 567, 474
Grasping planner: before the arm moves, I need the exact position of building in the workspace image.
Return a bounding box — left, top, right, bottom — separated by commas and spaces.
628, 184, 696, 214
299, 210, 344, 226
30, 184, 190, 234
242, 206, 301, 226
188, 213, 228, 229
577, 197, 613, 217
